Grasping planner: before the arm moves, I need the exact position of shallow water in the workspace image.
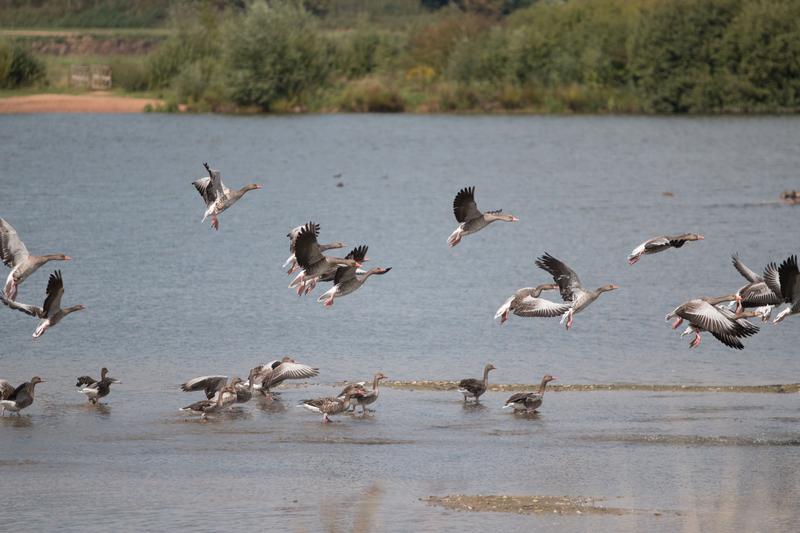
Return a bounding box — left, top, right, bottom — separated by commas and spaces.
0, 114, 799, 530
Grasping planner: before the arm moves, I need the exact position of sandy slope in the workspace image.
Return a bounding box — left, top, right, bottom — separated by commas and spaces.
0, 93, 164, 113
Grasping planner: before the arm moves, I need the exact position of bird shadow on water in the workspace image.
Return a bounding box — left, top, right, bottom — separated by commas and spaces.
0, 415, 33, 428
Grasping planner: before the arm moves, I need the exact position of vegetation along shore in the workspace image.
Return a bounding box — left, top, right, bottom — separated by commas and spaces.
1, 0, 799, 114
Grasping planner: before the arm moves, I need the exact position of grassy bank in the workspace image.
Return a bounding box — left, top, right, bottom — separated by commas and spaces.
2, 0, 799, 114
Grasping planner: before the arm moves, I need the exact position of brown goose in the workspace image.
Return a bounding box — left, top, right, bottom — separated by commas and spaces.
666, 295, 759, 349
0, 376, 44, 416
338, 373, 388, 414
503, 375, 556, 413
535, 253, 619, 330
447, 187, 518, 247
730, 254, 782, 320
284, 223, 346, 274
627, 233, 704, 265
317, 246, 391, 307
76, 367, 121, 404
289, 222, 361, 295
192, 162, 261, 231
1, 218, 70, 301
180, 383, 238, 419
494, 283, 569, 324
0, 270, 85, 338
299, 386, 367, 423
769, 255, 800, 323
458, 363, 496, 403
248, 357, 319, 396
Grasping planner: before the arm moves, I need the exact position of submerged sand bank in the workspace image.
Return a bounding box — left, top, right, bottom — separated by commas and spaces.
384, 380, 800, 394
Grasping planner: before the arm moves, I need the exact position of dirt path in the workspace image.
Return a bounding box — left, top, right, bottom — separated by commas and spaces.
0, 93, 164, 113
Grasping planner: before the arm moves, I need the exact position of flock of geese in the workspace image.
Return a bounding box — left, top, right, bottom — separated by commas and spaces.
1, 170, 798, 421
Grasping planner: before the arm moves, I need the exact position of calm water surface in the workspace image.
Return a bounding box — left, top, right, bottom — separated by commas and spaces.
0, 114, 798, 531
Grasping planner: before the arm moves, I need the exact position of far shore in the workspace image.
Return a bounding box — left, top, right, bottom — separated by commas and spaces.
0, 92, 164, 113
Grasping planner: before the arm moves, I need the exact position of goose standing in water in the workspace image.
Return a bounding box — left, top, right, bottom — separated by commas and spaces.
339, 373, 387, 414
0, 270, 85, 338
666, 294, 759, 349
180, 383, 238, 419
729, 254, 782, 320
448, 187, 518, 247
299, 386, 366, 423
1, 218, 70, 301
317, 246, 391, 307
0, 377, 44, 416
494, 283, 569, 324
458, 364, 496, 403
289, 223, 362, 295
284, 224, 346, 274
767, 255, 800, 323
192, 162, 261, 231
248, 357, 319, 396
76, 368, 121, 404
503, 375, 556, 414
535, 253, 619, 330
627, 233, 704, 265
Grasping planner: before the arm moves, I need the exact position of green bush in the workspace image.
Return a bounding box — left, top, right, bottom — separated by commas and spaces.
336, 77, 405, 111
0, 41, 45, 89
225, 1, 330, 110
109, 58, 149, 92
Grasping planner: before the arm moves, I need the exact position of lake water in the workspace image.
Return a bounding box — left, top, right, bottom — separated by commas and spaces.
0, 114, 798, 531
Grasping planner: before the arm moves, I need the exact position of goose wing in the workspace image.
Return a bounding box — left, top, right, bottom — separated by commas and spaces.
458, 378, 482, 395
75, 375, 97, 387
763, 262, 782, 298
505, 392, 534, 405
192, 166, 225, 207
778, 255, 799, 304
732, 254, 762, 283
180, 375, 228, 399
287, 224, 317, 253
294, 223, 324, 269
0, 294, 45, 318
333, 245, 367, 285
42, 270, 64, 317
453, 186, 481, 223
0, 379, 15, 400
0, 218, 30, 267
514, 296, 571, 318
678, 300, 751, 337
739, 282, 782, 306
266, 362, 319, 387
535, 253, 584, 302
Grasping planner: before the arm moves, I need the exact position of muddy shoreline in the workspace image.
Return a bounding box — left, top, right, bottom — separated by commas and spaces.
426, 494, 678, 516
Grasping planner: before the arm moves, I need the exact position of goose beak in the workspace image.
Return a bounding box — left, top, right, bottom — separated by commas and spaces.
64, 256, 72, 261
255, 184, 263, 189
511, 216, 520, 222
697, 235, 704, 240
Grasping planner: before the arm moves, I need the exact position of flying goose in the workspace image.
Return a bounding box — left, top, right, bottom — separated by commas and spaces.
679, 310, 761, 348
769, 255, 800, 323
503, 375, 556, 413
76, 367, 121, 404
317, 246, 391, 307
0, 270, 85, 338
458, 363, 496, 403
729, 254, 782, 320
181, 375, 229, 399
192, 162, 261, 231
338, 373, 387, 414
1, 218, 70, 301
447, 187, 518, 247
535, 253, 619, 330
284, 224, 346, 274
627, 233, 704, 265
289, 223, 362, 295
666, 295, 759, 349
299, 386, 367, 423
0, 376, 44, 416
180, 383, 238, 419
494, 283, 569, 324
248, 357, 319, 396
